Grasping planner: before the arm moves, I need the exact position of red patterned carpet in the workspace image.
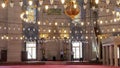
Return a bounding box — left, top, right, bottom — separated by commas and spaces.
0, 65, 120, 68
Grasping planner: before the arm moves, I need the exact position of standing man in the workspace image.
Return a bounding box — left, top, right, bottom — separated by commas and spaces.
60, 50, 64, 61
71, 51, 74, 61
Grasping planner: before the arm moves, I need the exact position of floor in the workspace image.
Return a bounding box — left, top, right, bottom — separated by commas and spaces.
0, 65, 119, 68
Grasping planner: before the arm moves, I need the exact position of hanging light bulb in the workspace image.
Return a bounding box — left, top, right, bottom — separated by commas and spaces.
53, 36, 56, 39
84, 0, 88, 4
20, 37, 23, 40
6, 36, 9, 39
85, 36, 88, 39
28, 0, 33, 5
48, 29, 51, 33
73, 0, 76, 3
106, 9, 109, 13
19, 0, 23, 7
10, 0, 14, 8
38, 21, 41, 25
116, 0, 120, 5
100, 20, 103, 24
50, 0, 54, 5
45, 5, 49, 10
114, 18, 117, 22
38, 7, 41, 11
25, 11, 29, 15
92, 6, 96, 10
1, 0, 6, 8
112, 11, 115, 15
116, 12, 120, 17
61, 0, 65, 4
106, 0, 110, 5
95, 0, 99, 4
81, 22, 84, 26
112, 28, 115, 32
55, 22, 58, 26
73, 4, 77, 9
83, 4, 87, 9
64, 30, 67, 33
39, 0, 43, 5
64, 4, 67, 8
1, 36, 4, 40
100, 7, 103, 11
54, 5, 57, 9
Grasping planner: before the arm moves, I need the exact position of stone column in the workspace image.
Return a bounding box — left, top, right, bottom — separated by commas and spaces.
109, 45, 113, 66
114, 44, 118, 66
102, 46, 105, 65
106, 46, 109, 65
98, 39, 101, 60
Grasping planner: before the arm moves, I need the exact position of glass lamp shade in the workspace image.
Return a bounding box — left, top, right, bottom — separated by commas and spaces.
28, 0, 33, 5
1, 0, 8, 8
61, 0, 65, 4
10, 1, 14, 7
116, 0, 120, 6
65, 1, 80, 19
84, 0, 88, 4
19, 0, 23, 7
50, 0, 54, 5
39, 0, 43, 5
106, 0, 110, 5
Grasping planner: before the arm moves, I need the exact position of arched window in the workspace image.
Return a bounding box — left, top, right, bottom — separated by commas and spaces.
72, 41, 83, 59
26, 41, 37, 60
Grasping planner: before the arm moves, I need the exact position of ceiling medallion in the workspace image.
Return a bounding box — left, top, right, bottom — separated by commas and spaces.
65, 0, 80, 19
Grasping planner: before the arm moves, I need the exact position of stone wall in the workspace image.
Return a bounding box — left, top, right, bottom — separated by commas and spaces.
0, 0, 23, 62
0, 0, 104, 62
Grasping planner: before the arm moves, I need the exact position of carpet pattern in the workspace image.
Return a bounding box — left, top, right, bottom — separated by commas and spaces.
0, 65, 120, 68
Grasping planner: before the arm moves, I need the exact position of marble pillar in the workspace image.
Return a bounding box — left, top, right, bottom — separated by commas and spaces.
102, 46, 105, 65
109, 46, 113, 66
114, 44, 118, 66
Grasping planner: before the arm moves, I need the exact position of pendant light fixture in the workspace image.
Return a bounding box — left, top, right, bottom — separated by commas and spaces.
1, 0, 6, 8
84, 0, 88, 4
19, 0, 23, 7
28, 0, 33, 5
61, 0, 65, 4
39, 0, 43, 6
65, 0, 80, 19
95, 0, 99, 4
50, 0, 54, 5
106, 0, 110, 5
10, 0, 14, 8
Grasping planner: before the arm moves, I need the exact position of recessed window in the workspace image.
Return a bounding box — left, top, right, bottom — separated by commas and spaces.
26, 41, 37, 60
72, 41, 83, 59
